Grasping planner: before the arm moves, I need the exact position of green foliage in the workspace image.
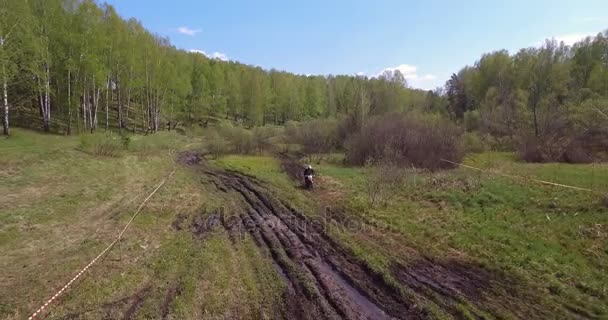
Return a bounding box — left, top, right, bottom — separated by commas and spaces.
317, 151, 608, 317
1, 0, 435, 136
446, 33, 608, 161
463, 110, 481, 131
462, 132, 487, 153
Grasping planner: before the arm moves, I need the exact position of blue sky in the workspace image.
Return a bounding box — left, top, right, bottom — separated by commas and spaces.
105, 0, 608, 90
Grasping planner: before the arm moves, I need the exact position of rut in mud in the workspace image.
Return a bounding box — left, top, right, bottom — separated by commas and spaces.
201, 167, 425, 320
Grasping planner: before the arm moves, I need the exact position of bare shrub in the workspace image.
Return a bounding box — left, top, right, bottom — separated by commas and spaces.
562, 143, 592, 164
518, 101, 608, 163
517, 136, 545, 162
203, 129, 229, 158
252, 126, 282, 154
285, 119, 339, 158
517, 128, 607, 163
345, 113, 463, 170
218, 125, 254, 154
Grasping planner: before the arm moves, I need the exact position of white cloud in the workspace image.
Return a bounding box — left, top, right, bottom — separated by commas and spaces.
188, 49, 229, 61
356, 71, 365, 76
371, 64, 439, 90
210, 52, 228, 61
375, 64, 418, 79
177, 26, 201, 36
534, 32, 596, 47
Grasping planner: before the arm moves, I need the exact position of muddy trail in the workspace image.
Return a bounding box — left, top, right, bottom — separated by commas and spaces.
178, 152, 579, 320
199, 169, 423, 319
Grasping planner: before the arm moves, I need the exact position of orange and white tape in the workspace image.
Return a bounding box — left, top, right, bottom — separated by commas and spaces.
28, 168, 176, 319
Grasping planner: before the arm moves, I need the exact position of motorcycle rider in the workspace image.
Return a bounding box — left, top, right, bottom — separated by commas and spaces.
303, 165, 314, 189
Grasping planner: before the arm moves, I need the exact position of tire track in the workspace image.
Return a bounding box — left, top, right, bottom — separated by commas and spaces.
204, 168, 424, 320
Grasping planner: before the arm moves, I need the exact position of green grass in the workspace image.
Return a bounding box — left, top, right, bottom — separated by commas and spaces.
0, 129, 283, 320
4, 130, 607, 319
212, 155, 317, 213
151, 151, 608, 318
307, 152, 608, 317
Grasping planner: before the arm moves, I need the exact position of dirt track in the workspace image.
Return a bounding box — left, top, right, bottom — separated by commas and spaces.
200, 168, 423, 319
176, 152, 578, 320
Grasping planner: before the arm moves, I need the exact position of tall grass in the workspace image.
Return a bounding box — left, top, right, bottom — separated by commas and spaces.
79, 133, 125, 157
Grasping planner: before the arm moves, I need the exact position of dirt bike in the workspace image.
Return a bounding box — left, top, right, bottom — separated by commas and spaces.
304, 175, 314, 190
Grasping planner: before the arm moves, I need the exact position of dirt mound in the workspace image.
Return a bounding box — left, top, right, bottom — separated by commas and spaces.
177, 151, 202, 166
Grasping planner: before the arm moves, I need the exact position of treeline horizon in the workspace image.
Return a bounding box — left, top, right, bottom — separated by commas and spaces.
1, 0, 434, 136
446, 30, 608, 162
1, 0, 607, 164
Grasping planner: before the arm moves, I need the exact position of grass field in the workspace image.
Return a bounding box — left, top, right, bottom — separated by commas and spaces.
214, 152, 608, 318
2, 129, 607, 319
323, 152, 608, 317
0, 129, 283, 319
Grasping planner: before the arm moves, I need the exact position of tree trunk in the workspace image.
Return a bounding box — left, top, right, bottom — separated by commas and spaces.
2, 66, 8, 136
67, 69, 72, 135
1, 37, 6, 136
125, 87, 131, 131
118, 82, 122, 133
105, 76, 109, 131
533, 105, 539, 137
44, 64, 51, 132
81, 74, 86, 131
37, 76, 48, 132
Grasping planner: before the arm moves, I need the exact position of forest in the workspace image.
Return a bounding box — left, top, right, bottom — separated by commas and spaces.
1, 0, 608, 164
0, 0, 430, 136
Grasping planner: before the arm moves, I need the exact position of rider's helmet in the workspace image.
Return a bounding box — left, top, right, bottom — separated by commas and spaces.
307, 165, 312, 169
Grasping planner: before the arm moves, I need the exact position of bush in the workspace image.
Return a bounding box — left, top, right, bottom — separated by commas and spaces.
200, 124, 283, 156
252, 126, 282, 154
285, 119, 340, 156
345, 113, 463, 170
518, 100, 608, 163
218, 125, 254, 154
203, 129, 230, 158
79, 133, 124, 157
463, 110, 481, 131
517, 129, 607, 164
462, 132, 487, 153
